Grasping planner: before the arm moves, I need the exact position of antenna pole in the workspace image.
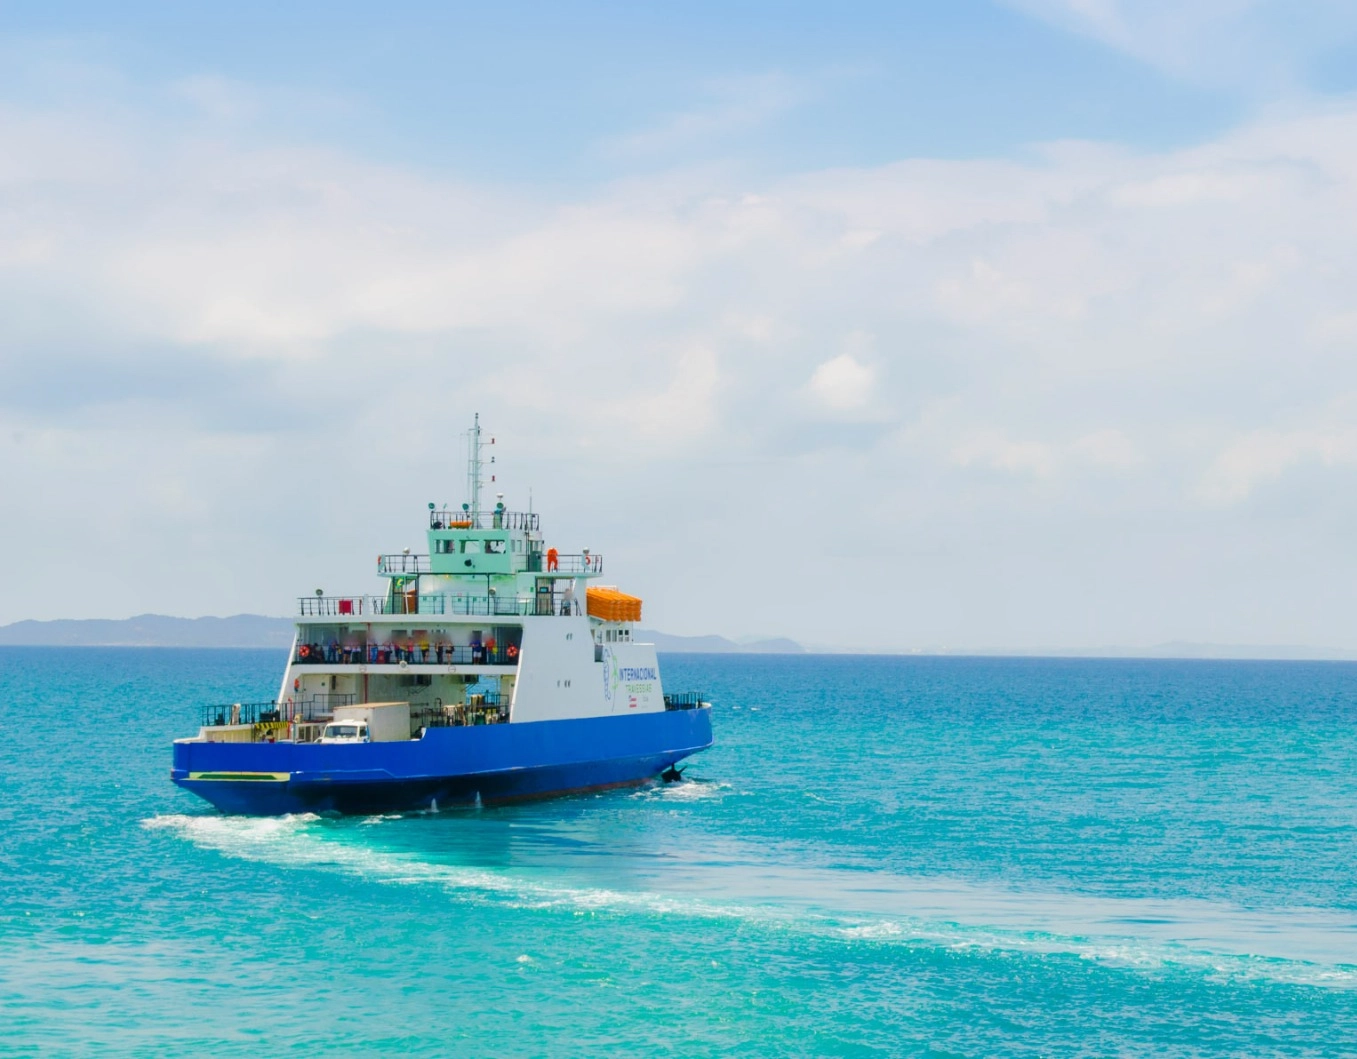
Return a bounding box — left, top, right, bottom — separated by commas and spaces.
467, 413, 482, 518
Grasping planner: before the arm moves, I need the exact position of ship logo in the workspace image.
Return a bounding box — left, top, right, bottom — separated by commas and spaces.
602, 647, 616, 702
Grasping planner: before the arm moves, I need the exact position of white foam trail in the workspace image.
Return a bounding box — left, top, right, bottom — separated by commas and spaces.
630, 780, 732, 803
144, 813, 764, 922
143, 813, 1357, 988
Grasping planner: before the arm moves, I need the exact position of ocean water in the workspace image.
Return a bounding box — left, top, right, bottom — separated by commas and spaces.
3, 648, 1357, 1057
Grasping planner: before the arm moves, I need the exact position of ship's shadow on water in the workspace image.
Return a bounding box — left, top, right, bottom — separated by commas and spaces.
347, 775, 726, 870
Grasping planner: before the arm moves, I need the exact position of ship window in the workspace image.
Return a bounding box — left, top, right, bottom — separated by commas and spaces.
461, 540, 482, 554
486, 539, 506, 554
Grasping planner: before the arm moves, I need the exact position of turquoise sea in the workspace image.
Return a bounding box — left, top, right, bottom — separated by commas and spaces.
3, 647, 1357, 1056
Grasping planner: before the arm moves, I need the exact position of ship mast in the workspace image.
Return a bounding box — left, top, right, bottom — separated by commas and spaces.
465, 413, 495, 519
466, 414, 482, 519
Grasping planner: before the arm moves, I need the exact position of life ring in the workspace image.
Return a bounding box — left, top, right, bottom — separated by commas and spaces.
299, 645, 311, 660
506, 645, 518, 659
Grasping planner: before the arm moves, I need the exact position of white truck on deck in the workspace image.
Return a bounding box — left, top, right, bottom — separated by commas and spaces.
319, 702, 412, 743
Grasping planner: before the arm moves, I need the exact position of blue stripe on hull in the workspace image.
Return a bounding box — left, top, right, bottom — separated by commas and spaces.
172, 708, 712, 816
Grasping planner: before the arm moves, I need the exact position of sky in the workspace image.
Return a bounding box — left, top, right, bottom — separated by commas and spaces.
5, 1, 1357, 650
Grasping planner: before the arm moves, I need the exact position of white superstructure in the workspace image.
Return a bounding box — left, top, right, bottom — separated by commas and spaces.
281, 416, 671, 735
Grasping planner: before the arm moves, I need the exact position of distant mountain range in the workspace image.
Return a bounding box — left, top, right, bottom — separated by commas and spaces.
0, 614, 805, 654
0, 614, 297, 648
637, 630, 804, 654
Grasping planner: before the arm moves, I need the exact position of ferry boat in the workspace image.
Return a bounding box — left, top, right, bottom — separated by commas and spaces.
171, 416, 713, 815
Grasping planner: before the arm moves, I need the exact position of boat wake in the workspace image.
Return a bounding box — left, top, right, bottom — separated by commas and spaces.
629, 778, 733, 802
143, 812, 1357, 989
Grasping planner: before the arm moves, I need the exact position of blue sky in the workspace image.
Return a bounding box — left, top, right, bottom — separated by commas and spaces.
1, 1, 1247, 177
5, 1, 1357, 649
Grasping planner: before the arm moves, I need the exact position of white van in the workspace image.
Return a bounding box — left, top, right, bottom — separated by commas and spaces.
318, 721, 370, 744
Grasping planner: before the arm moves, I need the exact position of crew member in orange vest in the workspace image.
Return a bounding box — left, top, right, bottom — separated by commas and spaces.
547, 547, 559, 571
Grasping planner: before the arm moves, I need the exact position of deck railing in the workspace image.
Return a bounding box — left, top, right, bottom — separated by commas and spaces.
293, 644, 521, 666
429, 509, 540, 531
377, 553, 431, 575
376, 552, 601, 576
663, 691, 707, 711
536, 553, 603, 575
200, 694, 357, 727
298, 594, 582, 618
411, 695, 508, 729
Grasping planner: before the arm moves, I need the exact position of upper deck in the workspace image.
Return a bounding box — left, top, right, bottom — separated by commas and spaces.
428, 508, 539, 532
376, 551, 601, 577
295, 415, 634, 630
299, 591, 581, 618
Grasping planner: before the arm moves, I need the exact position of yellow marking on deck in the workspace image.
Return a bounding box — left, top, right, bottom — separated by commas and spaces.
187, 771, 291, 782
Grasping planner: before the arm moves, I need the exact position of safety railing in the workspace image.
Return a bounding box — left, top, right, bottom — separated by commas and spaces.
293, 644, 521, 666
200, 694, 357, 727
430, 509, 540, 531
299, 596, 374, 617
411, 694, 508, 729
663, 692, 707, 711
537, 553, 603, 575
379, 551, 600, 577
299, 594, 581, 618
377, 554, 431, 575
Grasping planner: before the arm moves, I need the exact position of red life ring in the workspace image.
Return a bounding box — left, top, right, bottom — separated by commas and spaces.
299, 645, 311, 660
506, 645, 518, 659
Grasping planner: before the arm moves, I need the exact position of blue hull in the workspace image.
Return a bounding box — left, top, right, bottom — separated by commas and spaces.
172, 708, 712, 815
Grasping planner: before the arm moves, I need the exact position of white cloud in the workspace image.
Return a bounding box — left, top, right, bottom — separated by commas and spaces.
949, 428, 1140, 478
806, 352, 877, 414
1071, 429, 1142, 470
606, 73, 807, 157
953, 432, 1057, 477
9, 81, 1357, 646
1199, 426, 1357, 505
1001, 0, 1357, 90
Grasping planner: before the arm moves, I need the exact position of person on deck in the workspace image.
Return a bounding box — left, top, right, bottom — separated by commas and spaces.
547, 547, 559, 571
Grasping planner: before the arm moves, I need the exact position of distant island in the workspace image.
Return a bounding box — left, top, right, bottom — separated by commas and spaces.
638, 630, 804, 654
0, 614, 806, 654
0, 614, 297, 648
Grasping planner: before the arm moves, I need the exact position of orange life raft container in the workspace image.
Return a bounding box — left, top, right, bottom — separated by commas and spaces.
585, 587, 642, 623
